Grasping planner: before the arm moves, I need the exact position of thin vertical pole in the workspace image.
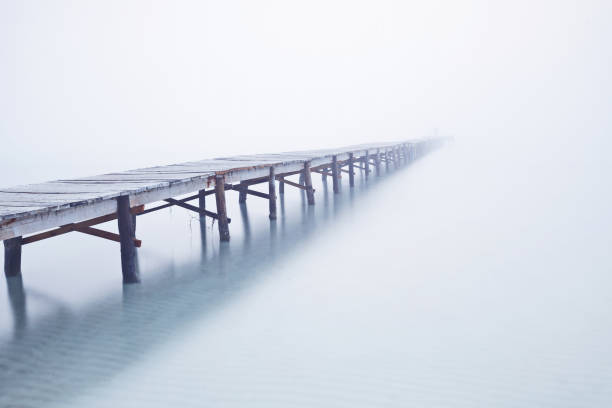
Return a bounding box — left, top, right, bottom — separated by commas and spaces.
395, 147, 400, 168
348, 153, 355, 187
3, 237, 22, 277
375, 149, 381, 176
279, 176, 285, 194
215, 175, 230, 242
268, 167, 277, 220
303, 161, 315, 205
365, 150, 370, 177
198, 189, 206, 220
332, 155, 340, 193
385, 149, 390, 171
117, 195, 138, 283
238, 183, 247, 203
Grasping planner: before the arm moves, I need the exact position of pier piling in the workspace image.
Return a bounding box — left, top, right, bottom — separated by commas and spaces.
198, 189, 206, 220
117, 196, 139, 283
3, 237, 22, 277
303, 162, 315, 205
332, 156, 340, 193
269, 167, 277, 220
215, 175, 230, 242
348, 153, 355, 187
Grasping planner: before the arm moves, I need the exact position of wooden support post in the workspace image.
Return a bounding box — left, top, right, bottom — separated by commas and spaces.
268, 167, 277, 220
238, 183, 247, 203
394, 147, 400, 169
215, 175, 230, 242
385, 149, 390, 171
375, 149, 381, 176
198, 189, 206, 220
365, 151, 370, 177
332, 155, 340, 193
348, 153, 355, 187
4, 237, 22, 277
117, 196, 138, 283
279, 177, 285, 194
299, 172, 305, 186
303, 161, 315, 205
321, 167, 327, 182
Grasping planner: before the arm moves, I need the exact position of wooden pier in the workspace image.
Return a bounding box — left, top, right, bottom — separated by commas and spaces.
1, 139, 443, 283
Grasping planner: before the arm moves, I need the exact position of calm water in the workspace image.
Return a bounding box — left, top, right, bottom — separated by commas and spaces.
1, 140, 611, 407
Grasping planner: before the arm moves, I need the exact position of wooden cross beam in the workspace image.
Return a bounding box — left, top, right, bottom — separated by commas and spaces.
75, 226, 142, 247
164, 198, 231, 222
244, 189, 271, 200
278, 178, 311, 191
311, 169, 333, 177
21, 205, 145, 246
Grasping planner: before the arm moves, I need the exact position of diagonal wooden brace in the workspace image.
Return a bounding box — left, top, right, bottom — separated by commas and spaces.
75, 226, 142, 247
22, 205, 144, 245
164, 198, 231, 223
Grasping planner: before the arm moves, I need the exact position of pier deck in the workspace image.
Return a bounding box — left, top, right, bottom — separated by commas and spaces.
1, 139, 442, 282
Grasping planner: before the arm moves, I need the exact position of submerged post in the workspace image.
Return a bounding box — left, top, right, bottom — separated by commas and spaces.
238, 183, 247, 203
385, 149, 390, 171
268, 167, 277, 220
348, 153, 355, 187
198, 189, 206, 220
279, 176, 285, 194
364, 150, 370, 178
332, 155, 340, 193
303, 161, 315, 205
215, 175, 230, 241
4, 237, 22, 277
117, 195, 139, 283
375, 149, 381, 176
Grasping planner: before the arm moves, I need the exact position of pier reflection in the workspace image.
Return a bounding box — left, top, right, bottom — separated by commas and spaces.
0, 165, 401, 407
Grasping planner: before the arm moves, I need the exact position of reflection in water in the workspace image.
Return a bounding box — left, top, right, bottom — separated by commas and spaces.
0, 163, 404, 407
2, 145, 611, 407
5, 276, 26, 339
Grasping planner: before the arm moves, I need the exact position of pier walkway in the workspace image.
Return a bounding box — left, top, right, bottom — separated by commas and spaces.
1, 139, 443, 282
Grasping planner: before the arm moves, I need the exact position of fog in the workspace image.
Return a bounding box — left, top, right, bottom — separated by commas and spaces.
1, 1, 612, 406
2, 0, 610, 184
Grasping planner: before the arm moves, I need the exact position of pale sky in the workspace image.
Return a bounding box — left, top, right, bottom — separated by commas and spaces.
1, 0, 610, 185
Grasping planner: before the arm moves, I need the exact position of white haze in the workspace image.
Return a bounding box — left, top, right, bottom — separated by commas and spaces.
1, 0, 610, 184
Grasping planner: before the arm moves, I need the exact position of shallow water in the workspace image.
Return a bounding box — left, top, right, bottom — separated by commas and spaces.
1, 140, 611, 407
